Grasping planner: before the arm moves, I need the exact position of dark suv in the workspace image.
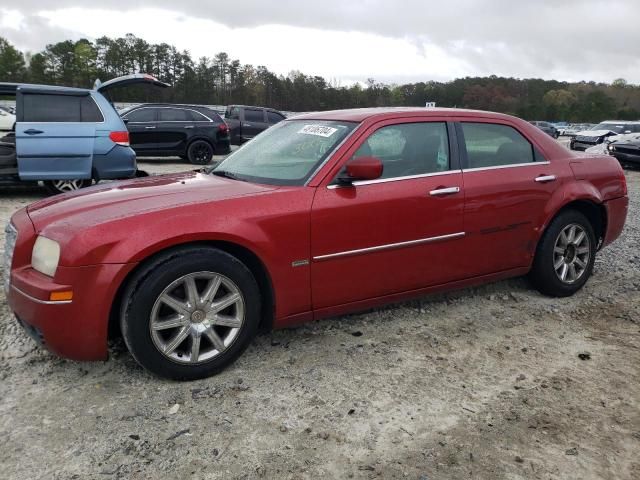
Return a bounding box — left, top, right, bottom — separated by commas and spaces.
121, 104, 231, 164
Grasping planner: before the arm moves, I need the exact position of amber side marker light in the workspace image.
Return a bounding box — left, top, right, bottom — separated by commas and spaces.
49, 291, 73, 302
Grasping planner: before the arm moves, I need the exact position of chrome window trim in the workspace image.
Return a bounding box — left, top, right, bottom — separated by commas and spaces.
11, 285, 73, 305
313, 232, 466, 261
303, 123, 362, 186
327, 169, 460, 189
124, 106, 214, 123
462, 161, 550, 173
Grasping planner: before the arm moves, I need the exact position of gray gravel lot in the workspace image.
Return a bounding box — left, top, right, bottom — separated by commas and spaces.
0, 154, 638, 479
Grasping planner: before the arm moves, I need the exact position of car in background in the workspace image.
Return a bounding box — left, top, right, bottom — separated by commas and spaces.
563, 123, 594, 138
5, 107, 628, 380
570, 121, 640, 151
529, 121, 559, 138
224, 105, 286, 145
606, 133, 640, 167
0, 107, 15, 131
0, 74, 167, 194
121, 104, 231, 165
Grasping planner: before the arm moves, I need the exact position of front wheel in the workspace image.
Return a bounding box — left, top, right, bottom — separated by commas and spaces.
187, 140, 214, 165
529, 210, 596, 297
121, 247, 261, 380
43, 179, 92, 195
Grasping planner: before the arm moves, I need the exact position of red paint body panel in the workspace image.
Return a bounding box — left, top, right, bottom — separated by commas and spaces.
6, 108, 629, 361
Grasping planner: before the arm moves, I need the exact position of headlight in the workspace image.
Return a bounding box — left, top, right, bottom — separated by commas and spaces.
31, 236, 61, 277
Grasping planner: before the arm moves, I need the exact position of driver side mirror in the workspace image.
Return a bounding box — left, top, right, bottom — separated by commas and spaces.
338, 156, 384, 185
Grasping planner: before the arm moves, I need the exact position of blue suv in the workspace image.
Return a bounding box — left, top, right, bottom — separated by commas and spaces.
0, 74, 168, 194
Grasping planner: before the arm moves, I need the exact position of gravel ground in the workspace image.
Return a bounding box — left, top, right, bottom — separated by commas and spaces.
0, 155, 638, 480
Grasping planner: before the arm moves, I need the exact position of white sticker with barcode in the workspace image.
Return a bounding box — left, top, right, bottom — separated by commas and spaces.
298, 125, 338, 137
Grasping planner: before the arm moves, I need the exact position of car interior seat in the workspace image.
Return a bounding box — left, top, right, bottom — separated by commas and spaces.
495, 142, 528, 166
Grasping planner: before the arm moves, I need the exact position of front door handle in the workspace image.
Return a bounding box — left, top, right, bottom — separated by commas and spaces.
24, 129, 43, 135
535, 175, 556, 183
429, 186, 460, 196
145, 126, 156, 130
184, 125, 194, 129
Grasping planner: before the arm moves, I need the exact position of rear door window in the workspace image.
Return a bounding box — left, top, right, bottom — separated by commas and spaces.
460, 122, 535, 169
245, 109, 265, 123
158, 108, 191, 122
125, 108, 156, 123
22, 94, 104, 123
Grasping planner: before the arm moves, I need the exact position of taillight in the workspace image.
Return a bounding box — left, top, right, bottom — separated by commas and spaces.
109, 131, 130, 146
218, 123, 229, 134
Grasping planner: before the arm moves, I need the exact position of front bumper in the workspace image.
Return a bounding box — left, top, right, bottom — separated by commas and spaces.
571, 141, 597, 151
611, 151, 640, 166
7, 262, 134, 361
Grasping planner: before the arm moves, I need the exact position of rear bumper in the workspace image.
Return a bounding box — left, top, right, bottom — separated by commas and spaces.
602, 196, 629, 248
93, 145, 137, 180
7, 262, 134, 361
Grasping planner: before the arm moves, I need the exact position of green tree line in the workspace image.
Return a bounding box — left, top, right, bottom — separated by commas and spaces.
1, 34, 639, 122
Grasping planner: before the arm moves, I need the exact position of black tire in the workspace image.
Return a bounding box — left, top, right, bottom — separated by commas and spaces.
43, 179, 92, 195
529, 210, 596, 297
187, 140, 214, 165
120, 247, 261, 380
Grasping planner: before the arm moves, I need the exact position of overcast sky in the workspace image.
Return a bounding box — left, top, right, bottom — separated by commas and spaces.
1, 1, 639, 85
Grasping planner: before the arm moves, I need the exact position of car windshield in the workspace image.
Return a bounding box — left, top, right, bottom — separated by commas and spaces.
591, 123, 628, 133
213, 120, 357, 186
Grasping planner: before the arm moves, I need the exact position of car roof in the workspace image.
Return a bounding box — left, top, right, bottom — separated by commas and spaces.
599, 120, 640, 124
131, 103, 219, 110
290, 107, 516, 123
0, 82, 91, 95
227, 105, 283, 113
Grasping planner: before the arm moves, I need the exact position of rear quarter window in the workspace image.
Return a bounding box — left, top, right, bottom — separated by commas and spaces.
22, 94, 104, 123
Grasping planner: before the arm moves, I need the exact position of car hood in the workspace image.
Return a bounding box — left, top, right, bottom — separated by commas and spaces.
27, 171, 276, 232
575, 129, 617, 138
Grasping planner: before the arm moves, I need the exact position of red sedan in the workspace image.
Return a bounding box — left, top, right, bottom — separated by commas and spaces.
5, 108, 628, 380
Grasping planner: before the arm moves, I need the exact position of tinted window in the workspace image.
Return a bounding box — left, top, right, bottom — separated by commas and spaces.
244, 109, 265, 123
226, 107, 240, 120
158, 108, 191, 122
23, 94, 103, 122
352, 122, 450, 179
125, 108, 156, 122
191, 110, 212, 122
461, 123, 535, 168
267, 111, 284, 124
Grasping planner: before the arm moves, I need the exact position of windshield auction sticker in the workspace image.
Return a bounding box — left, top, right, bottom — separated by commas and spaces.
298, 125, 338, 137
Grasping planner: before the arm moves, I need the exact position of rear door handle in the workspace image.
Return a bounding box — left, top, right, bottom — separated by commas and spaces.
244, 123, 253, 127
145, 126, 156, 130
184, 125, 194, 129
535, 175, 556, 183
24, 129, 43, 135
429, 186, 460, 196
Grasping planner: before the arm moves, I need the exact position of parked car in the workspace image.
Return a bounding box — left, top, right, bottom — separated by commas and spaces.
121, 104, 231, 164
570, 121, 640, 151
6, 108, 628, 380
0, 107, 15, 131
563, 123, 594, 138
0, 74, 167, 194
224, 105, 285, 145
529, 121, 559, 138
606, 133, 640, 167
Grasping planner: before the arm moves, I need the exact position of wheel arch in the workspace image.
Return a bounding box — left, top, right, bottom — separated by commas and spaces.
540, 198, 607, 250
108, 240, 275, 341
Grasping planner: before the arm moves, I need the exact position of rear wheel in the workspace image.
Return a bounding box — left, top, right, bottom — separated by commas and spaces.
187, 140, 214, 165
529, 210, 596, 297
43, 179, 92, 195
120, 247, 261, 380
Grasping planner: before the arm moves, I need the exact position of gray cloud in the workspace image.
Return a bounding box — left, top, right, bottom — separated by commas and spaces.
2, 0, 640, 83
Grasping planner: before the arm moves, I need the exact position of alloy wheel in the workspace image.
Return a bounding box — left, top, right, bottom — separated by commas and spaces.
51, 179, 85, 192
149, 271, 245, 364
553, 224, 590, 284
